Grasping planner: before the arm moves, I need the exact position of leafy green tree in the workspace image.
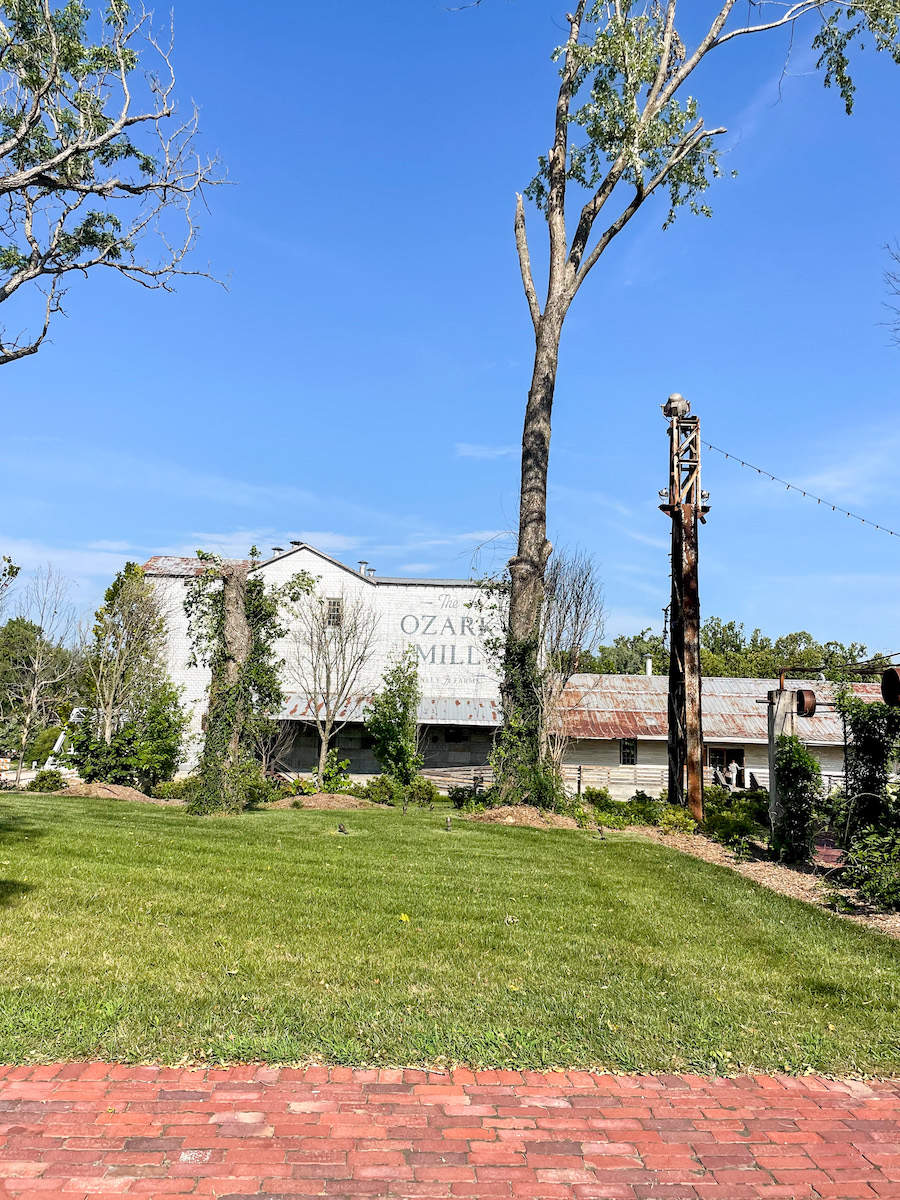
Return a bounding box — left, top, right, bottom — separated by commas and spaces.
0, 0, 220, 364
834, 691, 900, 838
586, 628, 667, 676
68, 678, 185, 790
69, 562, 187, 790
489, 0, 900, 798
364, 647, 423, 786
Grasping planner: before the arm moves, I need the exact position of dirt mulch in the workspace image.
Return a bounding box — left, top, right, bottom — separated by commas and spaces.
465, 804, 582, 830
55, 782, 181, 806
636, 826, 900, 940
270, 792, 376, 810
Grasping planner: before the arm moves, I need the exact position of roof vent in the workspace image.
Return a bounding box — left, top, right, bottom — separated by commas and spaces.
358, 560, 368, 575
289, 540, 301, 547
367, 567, 376, 578
272, 547, 284, 555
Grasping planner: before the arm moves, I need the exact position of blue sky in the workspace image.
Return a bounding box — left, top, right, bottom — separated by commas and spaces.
4, 1, 900, 652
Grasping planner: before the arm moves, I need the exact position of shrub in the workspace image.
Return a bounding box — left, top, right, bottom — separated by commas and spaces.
843, 829, 900, 909
405, 775, 441, 807
449, 783, 477, 810
364, 775, 404, 806
772, 734, 822, 864
26, 768, 65, 793
151, 777, 202, 802
582, 785, 612, 807
701, 785, 768, 851
244, 776, 284, 807
658, 805, 697, 834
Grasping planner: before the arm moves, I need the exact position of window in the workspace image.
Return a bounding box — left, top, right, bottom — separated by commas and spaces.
619, 738, 637, 765
444, 727, 470, 744
326, 598, 343, 628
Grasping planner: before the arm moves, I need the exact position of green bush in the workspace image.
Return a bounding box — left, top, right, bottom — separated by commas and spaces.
364, 775, 405, 806
405, 776, 441, 807
658, 805, 697, 834
151, 777, 202, 802
701, 784, 768, 850
448, 783, 477, 810
582, 785, 612, 807
26, 768, 65, 793
843, 829, 900, 909
772, 734, 822, 864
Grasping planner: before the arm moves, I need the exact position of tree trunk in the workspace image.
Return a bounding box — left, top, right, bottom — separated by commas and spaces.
220, 564, 251, 772
15, 704, 34, 786
501, 313, 564, 773
318, 718, 332, 782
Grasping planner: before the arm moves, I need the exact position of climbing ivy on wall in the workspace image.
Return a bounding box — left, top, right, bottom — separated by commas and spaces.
184, 551, 314, 814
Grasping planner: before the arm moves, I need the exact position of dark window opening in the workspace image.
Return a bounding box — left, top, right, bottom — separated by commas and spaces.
619, 738, 637, 765
444, 727, 470, 744
326, 598, 343, 628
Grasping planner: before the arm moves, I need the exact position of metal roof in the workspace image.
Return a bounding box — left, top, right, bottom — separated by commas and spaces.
142, 555, 249, 577
559, 675, 881, 745
280, 692, 501, 726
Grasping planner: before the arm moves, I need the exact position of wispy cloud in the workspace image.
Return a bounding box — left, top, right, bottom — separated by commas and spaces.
455, 443, 516, 460
86, 539, 136, 552
625, 529, 669, 550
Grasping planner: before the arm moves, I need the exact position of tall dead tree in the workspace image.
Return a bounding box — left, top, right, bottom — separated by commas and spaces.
499, 0, 900, 790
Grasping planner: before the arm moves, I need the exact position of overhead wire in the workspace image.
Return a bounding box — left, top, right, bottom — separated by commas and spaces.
701, 440, 900, 539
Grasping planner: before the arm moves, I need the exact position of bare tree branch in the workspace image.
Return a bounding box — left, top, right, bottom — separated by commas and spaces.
514, 192, 541, 331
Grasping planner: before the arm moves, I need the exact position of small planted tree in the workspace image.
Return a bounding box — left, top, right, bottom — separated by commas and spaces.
364, 646, 423, 785
286, 590, 379, 778
772, 734, 822, 864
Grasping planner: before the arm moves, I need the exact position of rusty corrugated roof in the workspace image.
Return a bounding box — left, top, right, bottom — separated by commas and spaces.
142, 555, 251, 577
559, 675, 881, 745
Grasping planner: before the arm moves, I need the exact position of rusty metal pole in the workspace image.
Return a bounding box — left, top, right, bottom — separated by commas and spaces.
660, 396, 709, 822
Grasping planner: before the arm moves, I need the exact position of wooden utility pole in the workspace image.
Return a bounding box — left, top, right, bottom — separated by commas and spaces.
659, 395, 709, 821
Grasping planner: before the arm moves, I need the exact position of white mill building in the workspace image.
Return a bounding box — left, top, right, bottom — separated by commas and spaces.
145, 542, 857, 791
143, 543, 501, 773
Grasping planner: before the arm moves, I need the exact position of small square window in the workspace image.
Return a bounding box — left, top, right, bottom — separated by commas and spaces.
326, 598, 343, 628
619, 738, 637, 766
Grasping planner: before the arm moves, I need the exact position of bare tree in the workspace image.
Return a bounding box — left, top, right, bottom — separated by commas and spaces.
8, 564, 76, 783
887, 243, 900, 342
286, 590, 379, 779
0, 0, 221, 365
498, 0, 900, 781
81, 562, 168, 744
249, 717, 296, 777
539, 550, 606, 769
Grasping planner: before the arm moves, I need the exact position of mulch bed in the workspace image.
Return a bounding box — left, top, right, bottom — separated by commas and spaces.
270, 792, 376, 810
54, 783, 179, 806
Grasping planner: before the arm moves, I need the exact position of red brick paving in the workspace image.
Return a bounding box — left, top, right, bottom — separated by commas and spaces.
1, 1065, 899, 1199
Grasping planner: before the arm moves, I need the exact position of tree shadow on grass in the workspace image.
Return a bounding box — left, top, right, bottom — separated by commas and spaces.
0, 879, 34, 907
0, 804, 47, 845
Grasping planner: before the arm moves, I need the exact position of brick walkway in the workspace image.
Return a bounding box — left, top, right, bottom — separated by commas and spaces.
1, 1065, 900, 1199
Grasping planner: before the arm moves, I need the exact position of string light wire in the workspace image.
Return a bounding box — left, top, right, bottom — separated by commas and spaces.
702, 440, 899, 539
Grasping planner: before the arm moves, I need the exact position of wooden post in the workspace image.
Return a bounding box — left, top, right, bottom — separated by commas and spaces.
660, 396, 709, 823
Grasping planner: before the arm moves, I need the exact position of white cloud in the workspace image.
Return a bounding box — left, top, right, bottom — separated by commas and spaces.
86, 539, 136, 552
454, 443, 516, 460
398, 563, 438, 574
625, 529, 669, 550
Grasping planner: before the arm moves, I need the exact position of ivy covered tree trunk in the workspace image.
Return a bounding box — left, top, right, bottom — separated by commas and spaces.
502, 312, 563, 792
220, 565, 252, 771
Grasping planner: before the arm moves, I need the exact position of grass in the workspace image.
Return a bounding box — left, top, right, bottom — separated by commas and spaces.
0, 793, 899, 1074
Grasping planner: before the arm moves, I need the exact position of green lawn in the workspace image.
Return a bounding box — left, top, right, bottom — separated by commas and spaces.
1, 793, 899, 1073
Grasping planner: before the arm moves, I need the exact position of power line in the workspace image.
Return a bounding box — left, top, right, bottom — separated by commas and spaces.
702, 440, 900, 539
